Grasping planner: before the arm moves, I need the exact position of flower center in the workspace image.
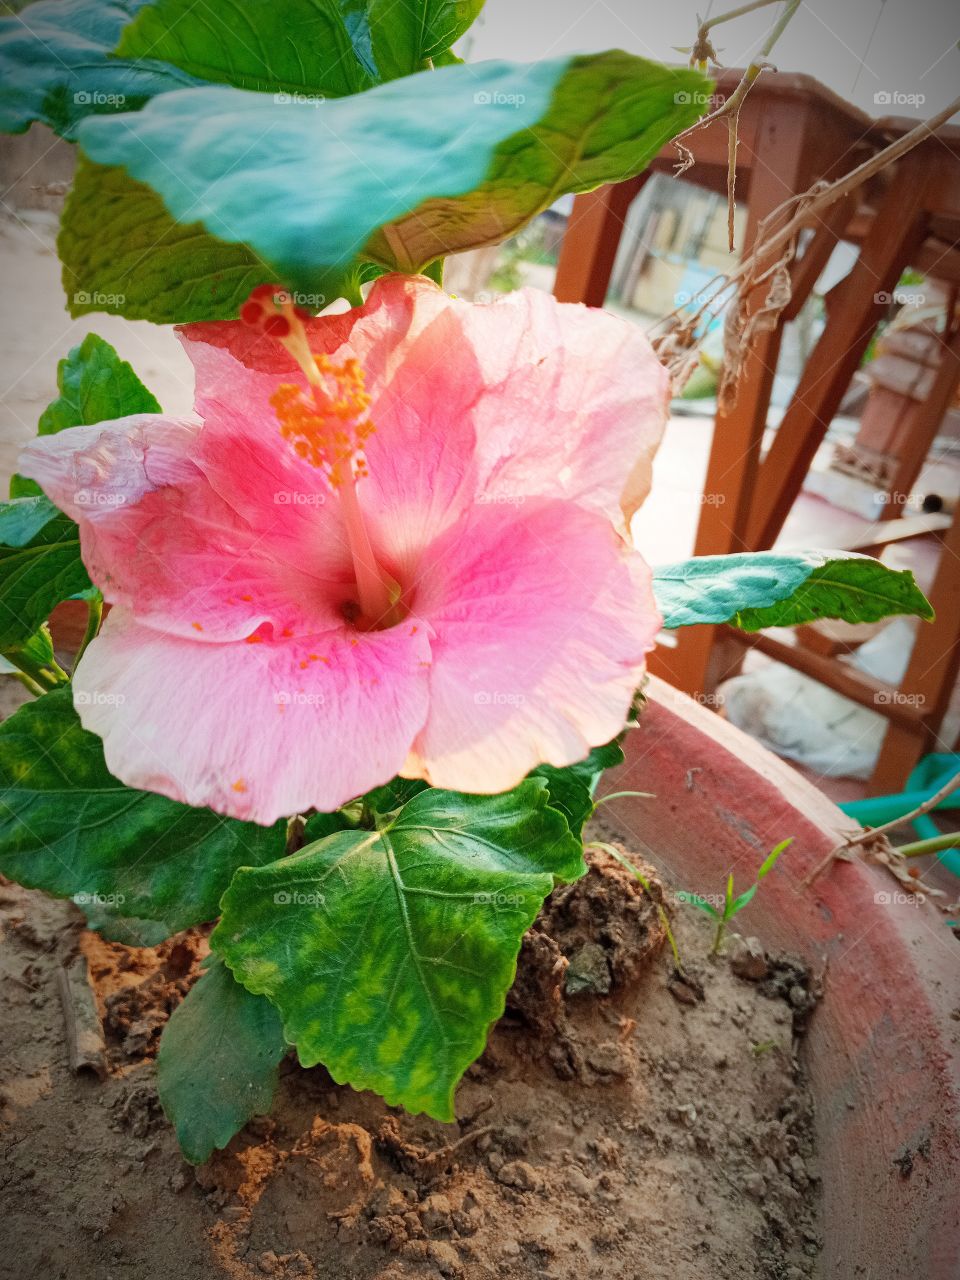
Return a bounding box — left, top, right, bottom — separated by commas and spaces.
242, 285, 403, 629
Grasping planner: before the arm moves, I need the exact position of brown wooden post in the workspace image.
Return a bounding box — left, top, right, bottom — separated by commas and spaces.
553, 177, 645, 306
658, 102, 817, 693
869, 506, 960, 791
745, 150, 933, 551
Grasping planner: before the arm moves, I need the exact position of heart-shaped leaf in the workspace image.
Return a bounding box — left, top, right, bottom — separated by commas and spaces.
11, 332, 161, 497
59, 156, 272, 323
213, 780, 584, 1119
0, 0, 203, 139
653, 551, 934, 631
117, 0, 485, 98
68, 53, 708, 314
532, 739, 625, 837
0, 496, 92, 648
157, 955, 288, 1164
0, 688, 287, 942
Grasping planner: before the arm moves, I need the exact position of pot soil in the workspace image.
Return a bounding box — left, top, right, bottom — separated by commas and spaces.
1, 677, 956, 1279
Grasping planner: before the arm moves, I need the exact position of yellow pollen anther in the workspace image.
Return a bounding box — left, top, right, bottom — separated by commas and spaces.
271, 353, 376, 489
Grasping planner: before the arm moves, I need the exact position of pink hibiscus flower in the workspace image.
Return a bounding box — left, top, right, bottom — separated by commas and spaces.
19, 276, 668, 825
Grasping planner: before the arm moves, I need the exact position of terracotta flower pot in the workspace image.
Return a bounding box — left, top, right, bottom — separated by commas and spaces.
600, 677, 960, 1280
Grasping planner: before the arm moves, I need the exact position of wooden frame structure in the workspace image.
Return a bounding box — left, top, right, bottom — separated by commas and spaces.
554, 72, 960, 788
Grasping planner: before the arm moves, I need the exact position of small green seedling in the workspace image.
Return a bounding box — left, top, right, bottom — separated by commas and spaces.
685, 838, 793, 955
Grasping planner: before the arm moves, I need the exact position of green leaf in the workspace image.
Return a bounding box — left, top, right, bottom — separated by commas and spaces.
11, 333, 161, 497
59, 156, 272, 324
730, 882, 759, 915
157, 955, 288, 1164
678, 891, 720, 920
0, 0, 203, 139
73, 53, 709, 301
213, 780, 584, 1120
532, 739, 624, 836
117, 0, 485, 98
654, 551, 935, 631
0, 688, 287, 940
0, 495, 92, 648
758, 836, 793, 879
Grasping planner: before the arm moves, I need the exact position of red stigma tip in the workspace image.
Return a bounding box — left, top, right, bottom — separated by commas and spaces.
250, 283, 279, 301
240, 300, 263, 326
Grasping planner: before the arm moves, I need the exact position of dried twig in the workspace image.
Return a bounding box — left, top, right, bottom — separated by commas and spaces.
57, 954, 108, 1079
674, 1, 801, 249
803, 769, 960, 887
653, 93, 960, 396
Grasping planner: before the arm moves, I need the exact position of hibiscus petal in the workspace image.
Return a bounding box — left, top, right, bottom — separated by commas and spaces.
18, 415, 352, 641
455, 286, 670, 526
180, 276, 482, 581
405, 498, 658, 791
73, 608, 433, 825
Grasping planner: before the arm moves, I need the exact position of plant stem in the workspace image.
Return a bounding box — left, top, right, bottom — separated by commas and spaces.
710, 919, 727, 956
75, 592, 103, 666
899, 831, 960, 858
5, 650, 68, 692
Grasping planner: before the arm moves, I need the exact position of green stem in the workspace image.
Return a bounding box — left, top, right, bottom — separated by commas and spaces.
710, 919, 727, 956
592, 789, 654, 808
5, 650, 68, 692
75, 592, 103, 666
899, 831, 960, 858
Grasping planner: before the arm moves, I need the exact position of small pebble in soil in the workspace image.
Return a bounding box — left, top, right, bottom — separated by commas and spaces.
728, 936, 769, 982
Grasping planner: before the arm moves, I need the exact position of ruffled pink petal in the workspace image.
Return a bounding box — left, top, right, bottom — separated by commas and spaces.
73, 608, 433, 824
18, 415, 353, 641
453, 286, 670, 525
404, 498, 659, 792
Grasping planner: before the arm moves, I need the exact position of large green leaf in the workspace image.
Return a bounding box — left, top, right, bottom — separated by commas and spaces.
0, 688, 287, 940
157, 956, 288, 1164
0, 0, 202, 139
0, 495, 92, 648
117, 0, 485, 98
653, 551, 935, 631
71, 53, 708, 307
532, 739, 624, 837
213, 781, 584, 1120
59, 156, 272, 324
11, 332, 161, 497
